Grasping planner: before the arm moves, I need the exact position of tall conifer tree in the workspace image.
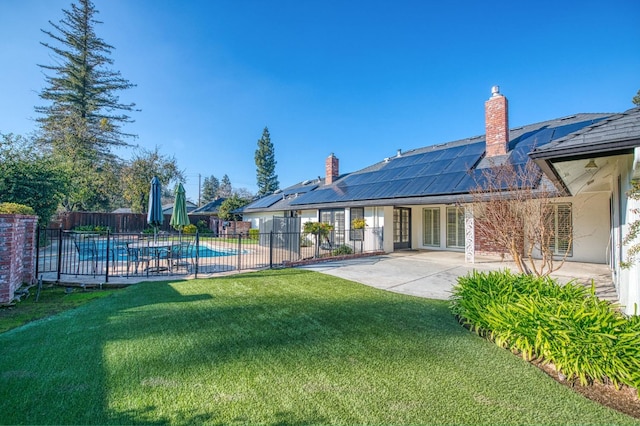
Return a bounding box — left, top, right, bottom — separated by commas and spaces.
36, 0, 136, 211
254, 127, 279, 197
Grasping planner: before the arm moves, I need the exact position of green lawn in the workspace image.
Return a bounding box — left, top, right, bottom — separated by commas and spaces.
0, 269, 637, 425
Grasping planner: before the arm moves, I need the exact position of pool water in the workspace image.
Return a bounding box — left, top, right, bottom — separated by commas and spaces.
81, 240, 244, 260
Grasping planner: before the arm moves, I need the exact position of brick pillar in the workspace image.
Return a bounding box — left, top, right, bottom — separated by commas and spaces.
325, 153, 339, 185
485, 86, 509, 157
0, 214, 38, 304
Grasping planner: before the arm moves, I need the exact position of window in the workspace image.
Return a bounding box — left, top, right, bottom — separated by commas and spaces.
547, 203, 572, 256
422, 208, 440, 247
446, 207, 465, 248
350, 207, 364, 241
320, 209, 345, 245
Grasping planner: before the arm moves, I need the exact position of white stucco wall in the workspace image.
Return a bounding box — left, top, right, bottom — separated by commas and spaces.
615, 156, 639, 315
564, 192, 610, 264
382, 206, 394, 253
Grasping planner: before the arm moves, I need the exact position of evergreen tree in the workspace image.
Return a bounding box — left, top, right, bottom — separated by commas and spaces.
36, 0, 136, 211
255, 127, 279, 196
201, 175, 220, 204
218, 194, 250, 221
218, 174, 233, 198
633, 89, 640, 106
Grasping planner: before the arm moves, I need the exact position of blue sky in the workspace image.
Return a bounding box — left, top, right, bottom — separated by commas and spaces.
1, 0, 639, 204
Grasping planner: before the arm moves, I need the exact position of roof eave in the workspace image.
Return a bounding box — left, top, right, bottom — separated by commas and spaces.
529, 137, 640, 161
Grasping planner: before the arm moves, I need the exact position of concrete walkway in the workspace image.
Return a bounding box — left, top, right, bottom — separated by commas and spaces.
297, 250, 618, 303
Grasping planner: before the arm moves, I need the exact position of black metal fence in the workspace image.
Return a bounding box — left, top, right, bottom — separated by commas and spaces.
36, 227, 384, 282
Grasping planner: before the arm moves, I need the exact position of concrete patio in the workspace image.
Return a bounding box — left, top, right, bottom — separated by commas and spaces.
297, 250, 618, 303
45, 249, 619, 306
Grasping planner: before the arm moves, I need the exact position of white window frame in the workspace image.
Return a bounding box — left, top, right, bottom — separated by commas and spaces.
547, 203, 573, 256
422, 207, 440, 247
446, 206, 465, 249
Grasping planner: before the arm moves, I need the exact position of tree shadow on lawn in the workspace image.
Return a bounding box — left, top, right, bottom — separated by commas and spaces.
0, 270, 635, 425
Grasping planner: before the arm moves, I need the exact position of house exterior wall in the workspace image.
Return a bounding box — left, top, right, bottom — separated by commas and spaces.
615, 155, 639, 315
242, 211, 287, 229
382, 206, 395, 253
566, 192, 610, 264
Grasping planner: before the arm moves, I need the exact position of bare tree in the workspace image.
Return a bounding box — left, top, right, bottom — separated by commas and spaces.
469, 159, 573, 276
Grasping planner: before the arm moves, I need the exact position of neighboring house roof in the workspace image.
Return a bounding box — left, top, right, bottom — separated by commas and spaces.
162, 201, 198, 215
112, 208, 133, 213
190, 198, 226, 215
242, 113, 611, 213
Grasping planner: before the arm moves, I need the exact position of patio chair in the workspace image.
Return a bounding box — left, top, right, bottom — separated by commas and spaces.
74, 239, 98, 276
168, 241, 192, 273
126, 243, 153, 274
111, 241, 138, 276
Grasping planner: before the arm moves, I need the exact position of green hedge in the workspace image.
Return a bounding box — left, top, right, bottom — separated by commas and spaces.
0, 202, 35, 215
450, 270, 640, 389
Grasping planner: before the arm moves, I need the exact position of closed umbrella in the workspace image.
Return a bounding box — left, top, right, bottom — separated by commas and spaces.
170, 182, 190, 237
147, 176, 164, 241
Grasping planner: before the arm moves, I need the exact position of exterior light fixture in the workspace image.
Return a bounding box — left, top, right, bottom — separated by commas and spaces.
584, 159, 598, 171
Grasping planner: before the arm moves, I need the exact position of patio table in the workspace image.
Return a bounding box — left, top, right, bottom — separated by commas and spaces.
127, 241, 176, 274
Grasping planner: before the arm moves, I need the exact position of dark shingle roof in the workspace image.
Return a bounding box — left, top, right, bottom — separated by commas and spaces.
242, 113, 612, 212
530, 107, 640, 160
190, 198, 226, 214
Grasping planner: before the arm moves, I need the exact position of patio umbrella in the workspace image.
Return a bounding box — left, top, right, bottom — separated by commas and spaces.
170, 182, 190, 238
147, 176, 164, 241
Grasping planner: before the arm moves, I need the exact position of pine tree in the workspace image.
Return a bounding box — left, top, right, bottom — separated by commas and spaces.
201, 175, 220, 203
255, 127, 279, 197
218, 174, 233, 198
36, 0, 136, 211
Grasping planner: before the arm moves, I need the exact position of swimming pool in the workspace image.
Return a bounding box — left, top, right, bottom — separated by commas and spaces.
78, 239, 246, 260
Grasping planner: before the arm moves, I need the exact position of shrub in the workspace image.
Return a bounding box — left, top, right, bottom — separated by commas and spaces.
0, 202, 35, 215
73, 224, 110, 234
248, 229, 259, 240
303, 221, 333, 237
332, 245, 353, 256
351, 218, 366, 229
196, 220, 212, 234
450, 270, 640, 389
183, 224, 197, 234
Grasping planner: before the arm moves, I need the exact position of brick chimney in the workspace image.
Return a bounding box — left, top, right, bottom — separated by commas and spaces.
325, 153, 339, 185
485, 85, 509, 157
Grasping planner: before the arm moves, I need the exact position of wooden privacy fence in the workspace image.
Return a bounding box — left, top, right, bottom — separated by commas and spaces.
50, 212, 214, 233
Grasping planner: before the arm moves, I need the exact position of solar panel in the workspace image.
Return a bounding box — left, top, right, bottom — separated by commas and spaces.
550, 118, 607, 141
283, 184, 318, 196
432, 144, 467, 161
443, 155, 479, 173
247, 193, 283, 209
424, 172, 466, 194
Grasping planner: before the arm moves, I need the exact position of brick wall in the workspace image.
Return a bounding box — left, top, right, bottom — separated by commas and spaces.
474, 216, 523, 258
220, 221, 251, 236
0, 214, 38, 304
485, 87, 509, 157
325, 153, 339, 185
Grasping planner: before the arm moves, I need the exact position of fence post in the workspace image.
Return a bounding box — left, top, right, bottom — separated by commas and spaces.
35, 228, 41, 280
237, 233, 242, 271
104, 229, 110, 283
56, 227, 63, 282
194, 231, 199, 279
269, 231, 274, 269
